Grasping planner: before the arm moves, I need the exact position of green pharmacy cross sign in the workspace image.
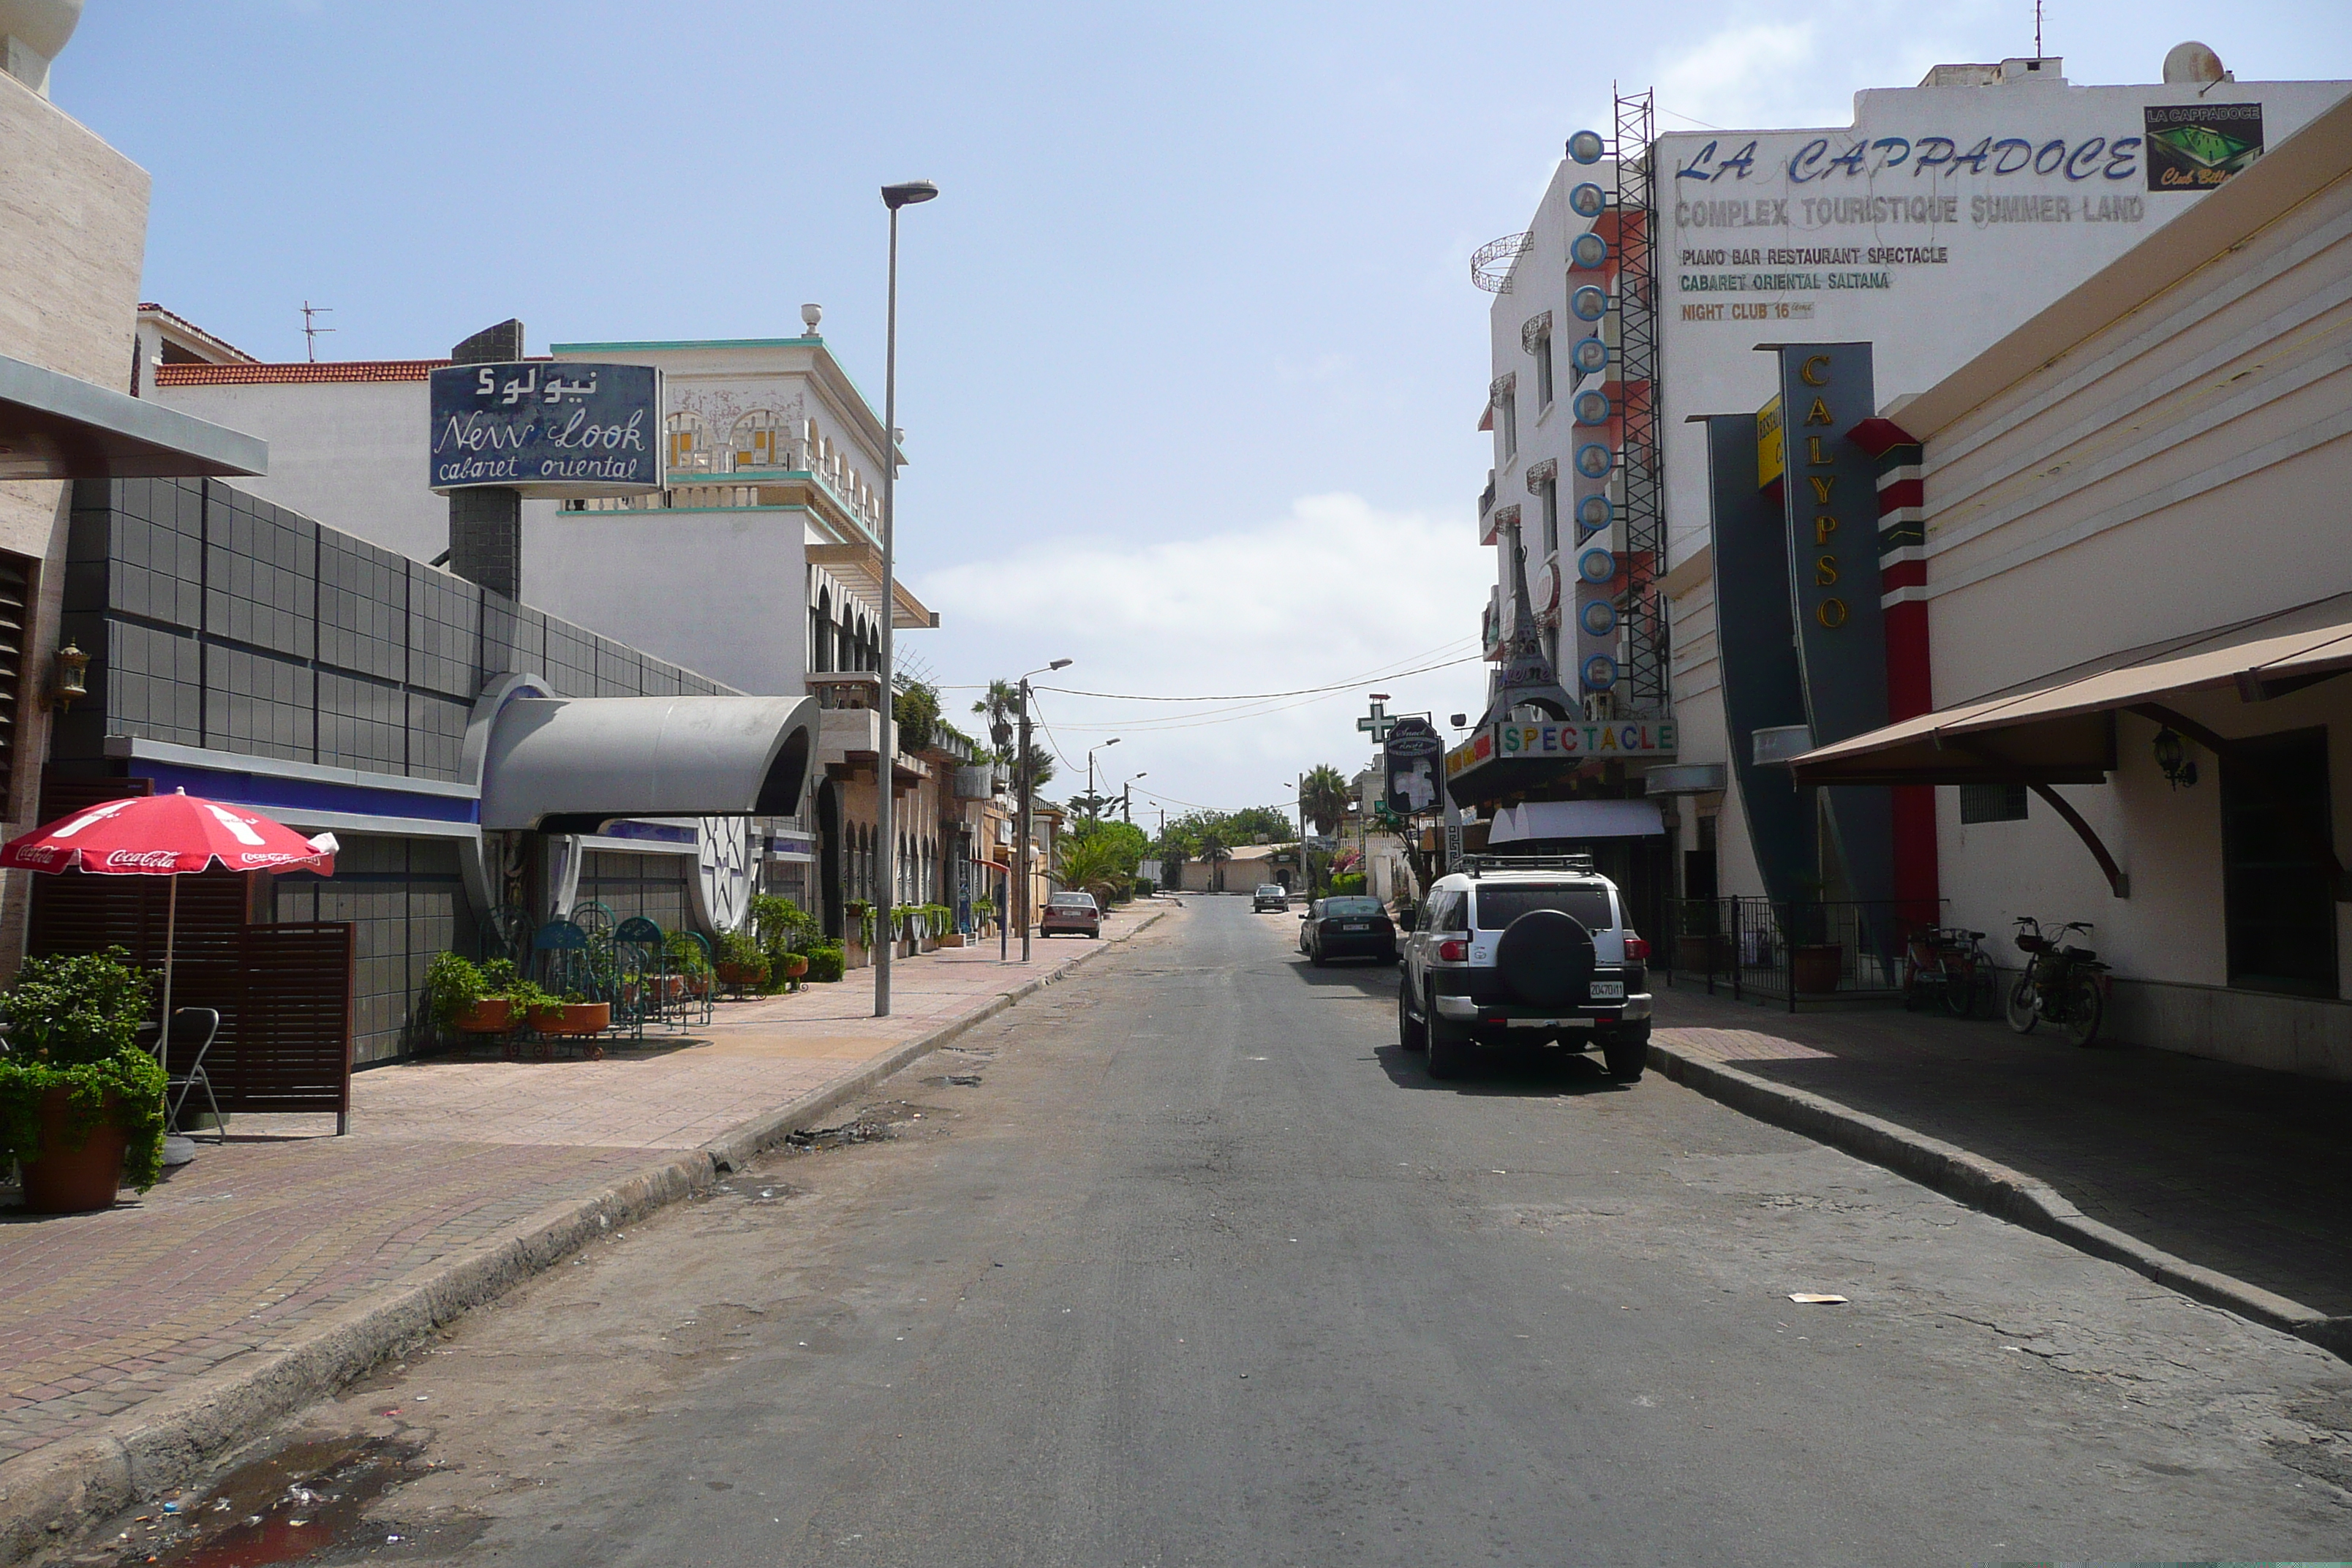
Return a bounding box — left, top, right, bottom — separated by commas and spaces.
1357, 698, 1398, 744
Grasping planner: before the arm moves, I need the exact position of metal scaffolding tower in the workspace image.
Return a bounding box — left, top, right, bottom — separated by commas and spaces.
1611, 86, 1667, 717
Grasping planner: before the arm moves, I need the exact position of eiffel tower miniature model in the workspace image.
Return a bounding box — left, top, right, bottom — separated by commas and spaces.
1478, 512, 1581, 728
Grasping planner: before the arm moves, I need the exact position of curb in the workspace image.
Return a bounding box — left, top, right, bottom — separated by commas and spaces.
0, 906, 1169, 1561
1648, 1039, 2352, 1360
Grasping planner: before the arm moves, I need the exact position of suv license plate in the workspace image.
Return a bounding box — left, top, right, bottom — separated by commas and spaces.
1588, 980, 1626, 1000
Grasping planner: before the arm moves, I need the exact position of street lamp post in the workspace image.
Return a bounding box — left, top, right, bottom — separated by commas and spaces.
1086, 739, 1121, 823
872, 177, 938, 1021
1015, 659, 1070, 964
1121, 772, 1146, 825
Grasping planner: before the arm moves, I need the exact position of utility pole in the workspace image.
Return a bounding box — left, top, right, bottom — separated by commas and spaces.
1297, 770, 1308, 898
1018, 679, 1034, 964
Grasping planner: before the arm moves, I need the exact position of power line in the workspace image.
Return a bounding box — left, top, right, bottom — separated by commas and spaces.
1034, 647, 1478, 704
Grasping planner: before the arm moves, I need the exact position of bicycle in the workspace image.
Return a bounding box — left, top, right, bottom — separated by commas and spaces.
1901, 924, 1997, 1019
2006, 916, 2110, 1047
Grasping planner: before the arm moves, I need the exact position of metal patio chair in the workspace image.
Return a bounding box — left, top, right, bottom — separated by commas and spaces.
158, 1006, 225, 1144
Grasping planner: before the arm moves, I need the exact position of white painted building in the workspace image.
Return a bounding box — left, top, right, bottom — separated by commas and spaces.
1474, 51, 2350, 920
1788, 90, 2352, 1076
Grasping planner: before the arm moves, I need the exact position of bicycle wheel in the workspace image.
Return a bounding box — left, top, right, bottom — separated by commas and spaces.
2005, 974, 2038, 1034
2062, 971, 2105, 1047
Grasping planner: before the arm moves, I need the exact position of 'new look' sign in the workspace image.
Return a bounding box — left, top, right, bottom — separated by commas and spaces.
429, 362, 663, 497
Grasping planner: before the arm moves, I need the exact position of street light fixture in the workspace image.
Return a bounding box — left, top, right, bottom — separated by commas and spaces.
1011, 658, 1071, 963
1087, 739, 1122, 823
873, 176, 938, 1019
1122, 771, 1147, 826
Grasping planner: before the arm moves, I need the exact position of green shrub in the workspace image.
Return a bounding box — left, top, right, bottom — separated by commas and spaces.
0, 948, 167, 1190
425, 951, 488, 1026
663, 931, 712, 977
802, 942, 845, 984
1330, 872, 1368, 896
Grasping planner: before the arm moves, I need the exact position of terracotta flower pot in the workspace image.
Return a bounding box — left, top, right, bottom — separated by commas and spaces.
780, 954, 810, 979
532, 1002, 608, 1036
19, 1088, 129, 1215
937, 932, 965, 948
455, 998, 514, 1033
1793, 943, 1845, 995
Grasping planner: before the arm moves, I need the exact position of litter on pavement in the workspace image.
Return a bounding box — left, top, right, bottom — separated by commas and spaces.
1787, 1293, 1850, 1305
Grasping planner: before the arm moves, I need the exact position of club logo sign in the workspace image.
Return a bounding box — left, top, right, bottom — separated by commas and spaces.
1383, 717, 1445, 815
2144, 102, 2264, 191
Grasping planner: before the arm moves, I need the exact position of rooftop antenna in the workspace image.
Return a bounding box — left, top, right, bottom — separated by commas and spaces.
2035, 0, 2043, 58
301, 301, 336, 363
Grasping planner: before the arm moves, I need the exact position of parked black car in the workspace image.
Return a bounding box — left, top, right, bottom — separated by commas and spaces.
1300, 895, 1398, 965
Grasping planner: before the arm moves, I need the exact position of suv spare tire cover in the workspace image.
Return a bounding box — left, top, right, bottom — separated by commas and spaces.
1494, 909, 1597, 1009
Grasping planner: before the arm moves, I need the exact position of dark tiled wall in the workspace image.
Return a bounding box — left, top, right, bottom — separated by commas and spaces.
271, 834, 475, 1065
62, 478, 736, 781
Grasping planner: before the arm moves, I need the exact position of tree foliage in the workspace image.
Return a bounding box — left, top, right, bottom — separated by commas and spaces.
1300, 764, 1354, 837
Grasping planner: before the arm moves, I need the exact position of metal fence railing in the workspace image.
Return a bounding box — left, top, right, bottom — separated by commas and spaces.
1659, 897, 1942, 1011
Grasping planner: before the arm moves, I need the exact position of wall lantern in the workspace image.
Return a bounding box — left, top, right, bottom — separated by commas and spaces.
2152, 726, 2198, 788
1570, 335, 1609, 375
1567, 129, 1607, 165
50, 641, 88, 710
1568, 181, 1608, 219
1570, 284, 1610, 322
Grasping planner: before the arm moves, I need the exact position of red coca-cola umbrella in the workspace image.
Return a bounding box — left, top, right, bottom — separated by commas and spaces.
1, 790, 336, 1080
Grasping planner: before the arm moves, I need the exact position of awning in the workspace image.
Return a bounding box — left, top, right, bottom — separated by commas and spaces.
0, 353, 266, 480
1487, 799, 1665, 843
1788, 591, 2352, 786
480, 694, 818, 832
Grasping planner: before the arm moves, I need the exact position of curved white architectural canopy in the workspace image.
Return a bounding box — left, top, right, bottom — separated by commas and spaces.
480, 693, 817, 832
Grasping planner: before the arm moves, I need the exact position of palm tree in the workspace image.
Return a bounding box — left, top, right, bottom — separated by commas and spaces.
973, 679, 1019, 754
1300, 764, 1353, 837
1056, 832, 1130, 908
1195, 828, 1232, 893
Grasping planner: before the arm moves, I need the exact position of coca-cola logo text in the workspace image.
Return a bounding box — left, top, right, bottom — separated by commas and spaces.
102, 850, 182, 870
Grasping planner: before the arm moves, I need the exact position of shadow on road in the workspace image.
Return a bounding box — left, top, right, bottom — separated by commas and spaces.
1371, 1039, 1629, 1098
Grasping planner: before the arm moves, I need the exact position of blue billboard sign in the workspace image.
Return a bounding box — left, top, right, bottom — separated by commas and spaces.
428, 362, 663, 496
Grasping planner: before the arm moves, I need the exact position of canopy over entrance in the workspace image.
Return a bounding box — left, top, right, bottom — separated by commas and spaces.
1787, 591, 2352, 787
1782, 592, 2352, 900
480, 693, 818, 832
1488, 799, 1665, 843
0, 353, 265, 480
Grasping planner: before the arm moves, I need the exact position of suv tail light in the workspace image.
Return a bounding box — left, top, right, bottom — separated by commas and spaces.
1624, 934, 1650, 962
1437, 939, 1469, 962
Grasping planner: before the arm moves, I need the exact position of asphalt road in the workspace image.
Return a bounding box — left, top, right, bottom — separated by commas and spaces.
129, 898, 2352, 1566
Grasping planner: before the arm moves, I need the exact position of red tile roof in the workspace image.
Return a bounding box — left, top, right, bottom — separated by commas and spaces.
153, 359, 454, 385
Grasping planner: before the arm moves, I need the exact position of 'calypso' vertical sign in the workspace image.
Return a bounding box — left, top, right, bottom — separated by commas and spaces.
1769, 342, 1896, 908
1771, 343, 1885, 747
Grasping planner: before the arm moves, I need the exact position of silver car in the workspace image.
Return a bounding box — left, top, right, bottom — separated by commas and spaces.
1395, 854, 1651, 1082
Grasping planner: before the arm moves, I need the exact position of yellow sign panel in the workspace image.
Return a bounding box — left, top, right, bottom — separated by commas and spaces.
1756, 393, 1784, 489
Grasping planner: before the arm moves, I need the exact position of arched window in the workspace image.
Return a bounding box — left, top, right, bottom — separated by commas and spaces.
812, 587, 834, 673
728, 410, 786, 472
665, 412, 709, 474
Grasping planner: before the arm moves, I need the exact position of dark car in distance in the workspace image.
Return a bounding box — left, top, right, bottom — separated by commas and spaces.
1300, 895, 1398, 965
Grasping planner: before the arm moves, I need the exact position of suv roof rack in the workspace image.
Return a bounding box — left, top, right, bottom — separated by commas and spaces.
1460, 852, 1596, 878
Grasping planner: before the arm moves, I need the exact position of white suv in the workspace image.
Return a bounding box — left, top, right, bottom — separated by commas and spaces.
1396, 855, 1652, 1082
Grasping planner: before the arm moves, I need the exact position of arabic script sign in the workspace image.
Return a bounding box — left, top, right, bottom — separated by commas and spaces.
428, 362, 663, 496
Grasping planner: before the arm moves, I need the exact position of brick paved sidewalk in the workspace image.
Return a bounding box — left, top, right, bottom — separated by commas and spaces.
1654, 982, 2352, 1317
0, 905, 1163, 1471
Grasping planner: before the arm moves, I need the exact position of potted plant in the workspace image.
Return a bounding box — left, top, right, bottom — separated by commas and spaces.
0, 949, 168, 1213
712, 928, 770, 995
428, 951, 513, 1035
801, 941, 845, 984
546, 989, 611, 1036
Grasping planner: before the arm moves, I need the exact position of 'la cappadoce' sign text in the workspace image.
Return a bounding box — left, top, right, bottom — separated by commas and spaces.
428, 362, 663, 496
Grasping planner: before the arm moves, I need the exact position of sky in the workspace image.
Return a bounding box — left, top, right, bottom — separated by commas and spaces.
54, 1, 2352, 824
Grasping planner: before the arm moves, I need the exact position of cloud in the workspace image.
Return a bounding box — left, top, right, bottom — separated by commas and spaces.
1656, 21, 1824, 130
913, 494, 1493, 814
